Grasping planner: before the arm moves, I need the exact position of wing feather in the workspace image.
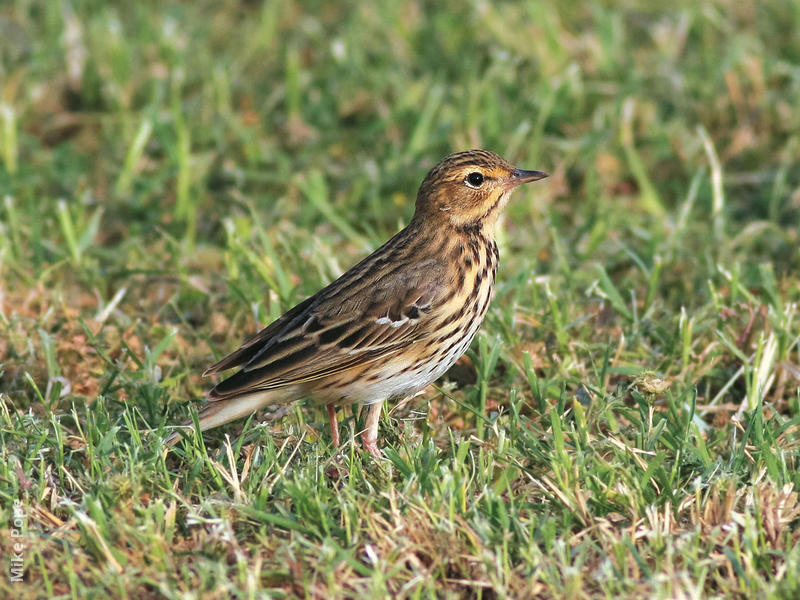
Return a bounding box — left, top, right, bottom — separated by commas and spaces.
206, 257, 446, 401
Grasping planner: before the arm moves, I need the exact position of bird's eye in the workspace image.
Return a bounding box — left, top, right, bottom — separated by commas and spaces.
465, 172, 484, 188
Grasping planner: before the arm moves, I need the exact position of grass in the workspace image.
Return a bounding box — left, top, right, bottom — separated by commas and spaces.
1, 0, 799, 597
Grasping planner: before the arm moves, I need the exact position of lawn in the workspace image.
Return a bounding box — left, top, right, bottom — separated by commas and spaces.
1, 1, 799, 597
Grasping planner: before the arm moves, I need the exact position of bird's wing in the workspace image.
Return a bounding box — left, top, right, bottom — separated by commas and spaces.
202, 294, 316, 375
206, 258, 448, 400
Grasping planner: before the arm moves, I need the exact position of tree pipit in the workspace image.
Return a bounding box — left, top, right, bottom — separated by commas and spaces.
169, 150, 547, 458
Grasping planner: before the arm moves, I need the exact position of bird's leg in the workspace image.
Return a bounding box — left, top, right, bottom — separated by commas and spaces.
361, 401, 383, 459
327, 403, 340, 449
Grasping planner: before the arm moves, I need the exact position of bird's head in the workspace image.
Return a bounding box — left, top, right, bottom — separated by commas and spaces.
413, 149, 548, 231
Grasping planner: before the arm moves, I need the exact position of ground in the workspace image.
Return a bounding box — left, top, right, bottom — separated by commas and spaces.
1, 1, 799, 598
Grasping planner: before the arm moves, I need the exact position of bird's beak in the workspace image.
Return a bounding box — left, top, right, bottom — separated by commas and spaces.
507, 168, 549, 188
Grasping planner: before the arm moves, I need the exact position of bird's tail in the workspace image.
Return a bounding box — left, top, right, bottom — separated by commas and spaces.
165, 390, 291, 446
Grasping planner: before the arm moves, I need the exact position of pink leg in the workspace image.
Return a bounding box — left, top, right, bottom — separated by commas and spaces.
327, 403, 340, 449
361, 401, 384, 459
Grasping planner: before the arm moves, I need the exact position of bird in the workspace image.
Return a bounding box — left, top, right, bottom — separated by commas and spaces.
168, 149, 547, 458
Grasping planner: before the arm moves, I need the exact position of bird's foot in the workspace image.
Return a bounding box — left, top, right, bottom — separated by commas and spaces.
361, 437, 382, 460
